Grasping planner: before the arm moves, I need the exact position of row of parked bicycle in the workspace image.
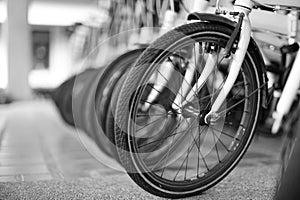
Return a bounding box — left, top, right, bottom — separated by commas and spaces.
52, 0, 300, 199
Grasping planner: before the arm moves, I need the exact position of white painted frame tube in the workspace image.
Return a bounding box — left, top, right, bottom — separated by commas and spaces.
208, 11, 251, 115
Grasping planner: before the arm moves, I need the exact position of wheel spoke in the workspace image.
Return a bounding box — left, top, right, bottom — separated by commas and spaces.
137, 119, 198, 148
211, 128, 231, 152
160, 123, 178, 178
136, 114, 168, 117
136, 115, 166, 132
122, 33, 261, 189
193, 127, 210, 172
212, 128, 221, 163
147, 84, 182, 109
225, 82, 249, 106
149, 117, 198, 171
173, 125, 207, 180
217, 83, 266, 117
210, 126, 240, 142
167, 56, 198, 98
156, 68, 185, 100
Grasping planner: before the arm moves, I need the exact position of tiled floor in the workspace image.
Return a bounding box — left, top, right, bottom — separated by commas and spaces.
0, 100, 121, 182
0, 100, 283, 199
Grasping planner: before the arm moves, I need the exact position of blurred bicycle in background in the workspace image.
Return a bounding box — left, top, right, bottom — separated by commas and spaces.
53, 0, 300, 198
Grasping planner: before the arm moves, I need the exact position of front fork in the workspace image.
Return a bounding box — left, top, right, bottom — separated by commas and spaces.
271, 10, 300, 134
272, 46, 300, 133
205, 10, 251, 123
172, 6, 252, 123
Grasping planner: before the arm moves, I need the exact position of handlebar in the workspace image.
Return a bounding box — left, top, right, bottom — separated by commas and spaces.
251, 0, 300, 12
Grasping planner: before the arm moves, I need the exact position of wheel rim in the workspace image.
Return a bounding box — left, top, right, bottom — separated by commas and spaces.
123, 33, 259, 192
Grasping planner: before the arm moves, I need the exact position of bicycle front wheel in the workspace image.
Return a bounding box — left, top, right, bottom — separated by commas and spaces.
115, 22, 263, 198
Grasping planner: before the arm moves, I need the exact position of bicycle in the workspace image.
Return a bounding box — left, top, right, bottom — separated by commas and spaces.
52, 0, 182, 161
112, 0, 300, 198
274, 96, 300, 199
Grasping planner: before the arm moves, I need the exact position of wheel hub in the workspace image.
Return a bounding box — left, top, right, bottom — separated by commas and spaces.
198, 110, 210, 126
181, 102, 211, 126
181, 103, 199, 119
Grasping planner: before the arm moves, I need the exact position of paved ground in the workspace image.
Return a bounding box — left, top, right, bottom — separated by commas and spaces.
0, 100, 282, 199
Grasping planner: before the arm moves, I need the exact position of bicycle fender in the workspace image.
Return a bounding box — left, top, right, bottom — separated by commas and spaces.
133, 43, 149, 49
187, 13, 268, 108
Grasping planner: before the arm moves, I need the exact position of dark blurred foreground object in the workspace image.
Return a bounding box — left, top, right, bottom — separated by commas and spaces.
275, 101, 300, 200
51, 48, 144, 158
0, 89, 13, 104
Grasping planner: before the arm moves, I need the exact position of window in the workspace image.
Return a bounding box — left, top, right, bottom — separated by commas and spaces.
32, 30, 50, 70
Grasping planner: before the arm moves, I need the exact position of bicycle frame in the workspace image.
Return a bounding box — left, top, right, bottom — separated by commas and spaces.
111, 1, 300, 196
143, 0, 300, 133
174, 0, 300, 132
171, 0, 254, 124
271, 9, 300, 133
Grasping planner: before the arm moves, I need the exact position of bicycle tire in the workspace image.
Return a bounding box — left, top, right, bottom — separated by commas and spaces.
73, 69, 101, 139
95, 49, 145, 144
79, 68, 119, 157
105, 74, 128, 145
52, 75, 76, 126
276, 100, 300, 199
278, 98, 300, 181
114, 22, 264, 198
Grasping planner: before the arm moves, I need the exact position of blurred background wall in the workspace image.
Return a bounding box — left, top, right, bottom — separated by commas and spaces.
0, 0, 108, 99
0, 0, 229, 100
